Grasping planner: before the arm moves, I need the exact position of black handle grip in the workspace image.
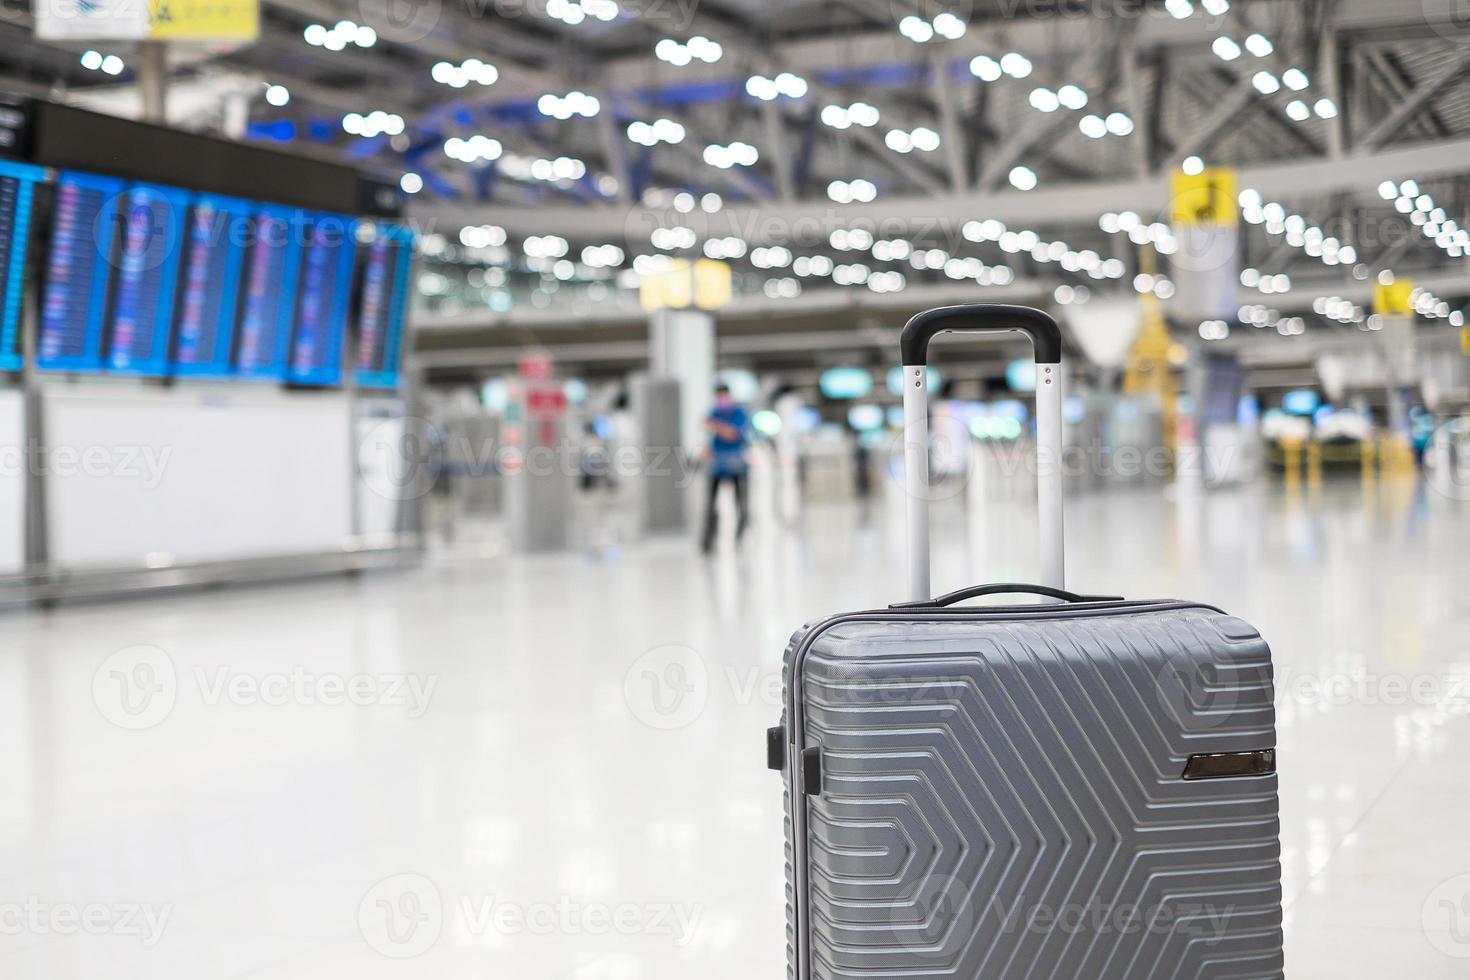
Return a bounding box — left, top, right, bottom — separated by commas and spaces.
890, 582, 1123, 609
899, 304, 1062, 365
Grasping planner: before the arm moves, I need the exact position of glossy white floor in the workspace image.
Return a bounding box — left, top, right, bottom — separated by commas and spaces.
2, 475, 1468, 978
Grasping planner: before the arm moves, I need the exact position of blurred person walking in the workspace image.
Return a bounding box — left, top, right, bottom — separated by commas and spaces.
701, 384, 750, 553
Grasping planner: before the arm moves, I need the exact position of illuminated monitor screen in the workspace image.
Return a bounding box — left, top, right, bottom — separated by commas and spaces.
234, 205, 303, 379
38, 172, 123, 372
105, 183, 187, 376
172, 194, 249, 376
355, 223, 413, 389
0, 161, 43, 372
287, 212, 357, 385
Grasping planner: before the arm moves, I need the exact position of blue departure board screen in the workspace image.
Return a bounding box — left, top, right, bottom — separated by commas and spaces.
105, 183, 187, 376
0, 161, 43, 372
38, 172, 123, 372
355, 223, 413, 389
234, 205, 302, 379
287, 212, 357, 385
172, 194, 249, 376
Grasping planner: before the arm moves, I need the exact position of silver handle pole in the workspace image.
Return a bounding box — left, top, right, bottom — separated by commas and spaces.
1034, 363, 1065, 589
902, 365, 930, 601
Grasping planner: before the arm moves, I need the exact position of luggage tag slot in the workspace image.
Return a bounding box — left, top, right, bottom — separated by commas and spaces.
1183, 749, 1276, 780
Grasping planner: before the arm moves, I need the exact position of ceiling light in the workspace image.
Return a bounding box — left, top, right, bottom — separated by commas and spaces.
1244, 33, 1274, 56
1282, 68, 1309, 90
539, 91, 600, 119
1000, 52, 1032, 78
264, 84, 290, 107
933, 12, 967, 39
1314, 98, 1338, 119
101, 54, 124, 75
773, 72, 808, 99
1165, 0, 1193, 18
306, 19, 375, 50
685, 35, 722, 62
80, 50, 103, 70
1182, 155, 1204, 175
1079, 114, 1107, 139
1057, 85, 1088, 110
704, 141, 758, 168
1008, 166, 1037, 191
821, 105, 851, 129
655, 35, 719, 65
909, 127, 940, 151
1285, 99, 1310, 121
399, 172, 423, 194
1029, 87, 1060, 112
898, 15, 934, 42
1105, 111, 1134, 135
970, 55, 1002, 81
1252, 71, 1280, 94
444, 134, 503, 163
432, 58, 498, 88
745, 75, 779, 101
1212, 36, 1241, 60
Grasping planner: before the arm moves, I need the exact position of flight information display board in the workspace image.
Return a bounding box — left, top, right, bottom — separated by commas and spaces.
234, 204, 302, 379
171, 193, 249, 377
355, 223, 413, 389
105, 183, 187, 376
0, 161, 44, 372
287, 212, 357, 385
38, 171, 123, 372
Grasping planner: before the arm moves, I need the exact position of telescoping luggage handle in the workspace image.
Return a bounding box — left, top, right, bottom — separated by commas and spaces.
899, 304, 1065, 602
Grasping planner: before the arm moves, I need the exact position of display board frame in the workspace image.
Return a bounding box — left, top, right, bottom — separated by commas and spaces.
233, 203, 303, 381
0, 160, 44, 373
36, 170, 124, 374
355, 222, 414, 391
104, 182, 188, 377
286, 211, 358, 387
170, 192, 251, 378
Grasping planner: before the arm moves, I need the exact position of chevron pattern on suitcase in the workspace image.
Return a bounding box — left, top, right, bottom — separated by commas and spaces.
788, 605, 1282, 980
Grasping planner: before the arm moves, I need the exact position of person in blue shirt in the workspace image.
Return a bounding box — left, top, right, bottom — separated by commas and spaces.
701, 384, 750, 553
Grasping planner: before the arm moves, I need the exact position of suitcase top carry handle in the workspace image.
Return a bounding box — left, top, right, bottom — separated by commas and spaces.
898, 304, 1063, 366
900, 304, 1066, 602
889, 583, 1122, 609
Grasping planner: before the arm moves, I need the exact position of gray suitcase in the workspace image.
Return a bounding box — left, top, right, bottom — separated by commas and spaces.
772, 305, 1283, 979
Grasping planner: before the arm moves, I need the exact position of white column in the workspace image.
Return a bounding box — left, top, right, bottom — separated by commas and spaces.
649, 308, 715, 456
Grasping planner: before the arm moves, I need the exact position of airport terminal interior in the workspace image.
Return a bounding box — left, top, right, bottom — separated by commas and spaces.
1, 0, 1470, 976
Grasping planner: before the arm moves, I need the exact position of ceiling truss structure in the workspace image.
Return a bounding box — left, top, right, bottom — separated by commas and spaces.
2, 0, 1470, 380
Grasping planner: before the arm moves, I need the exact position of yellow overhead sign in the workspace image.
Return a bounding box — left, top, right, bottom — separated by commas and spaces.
149, 0, 259, 40
639, 259, 732, 312
1170, 167, 1238, 227
1374, 278, 1415, 316
34, 0, 258, 40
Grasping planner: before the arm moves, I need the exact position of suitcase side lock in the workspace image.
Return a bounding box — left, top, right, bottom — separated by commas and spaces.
800, 747, 823, 796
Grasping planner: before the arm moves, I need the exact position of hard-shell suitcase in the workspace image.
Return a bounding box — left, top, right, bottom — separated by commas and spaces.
772, 305, 1283, 979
